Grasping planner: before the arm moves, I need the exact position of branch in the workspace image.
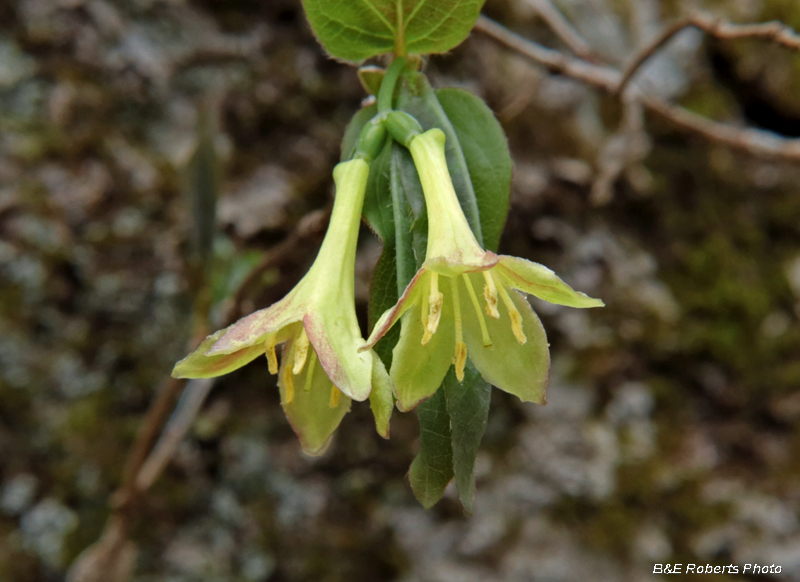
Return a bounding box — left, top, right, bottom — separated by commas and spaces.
525, 0, 599, 62
617, 12, 800, 95
474, 15, 800, 164
67, 209, 329, 582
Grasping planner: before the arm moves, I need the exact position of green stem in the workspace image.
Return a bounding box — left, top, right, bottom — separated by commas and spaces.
377, 57, 407, 115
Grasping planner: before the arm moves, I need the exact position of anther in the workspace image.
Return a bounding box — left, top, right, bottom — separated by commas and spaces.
293, 327, 310, 374
304, 351, 316, 393
483, 271, 500, 319
265, 341, 278, 375
450, 277, 467, 381
462, 274, 492, 347
498, 284, 527, 345
454, 342, 467, 381
422, 273, 443, 345
329, 385, 341, 408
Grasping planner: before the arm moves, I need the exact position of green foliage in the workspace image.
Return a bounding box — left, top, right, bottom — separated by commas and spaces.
408, 387, 453, 508
301, 0, 486, 62
347, 62, 515, 511
443, 360, 490, 514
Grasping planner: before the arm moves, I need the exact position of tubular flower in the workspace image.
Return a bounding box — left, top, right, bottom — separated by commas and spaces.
173, 159, 388, 455
361, 129, 603, 411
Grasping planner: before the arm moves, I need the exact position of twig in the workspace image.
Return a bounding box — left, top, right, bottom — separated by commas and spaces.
474, 15, 800, 163
474, 15, 618, 90
617, 12, 800, 95
68, 208, 330, 581
135, 378, 216, 490
524, 0, 599, 62
116, 376, 186, 507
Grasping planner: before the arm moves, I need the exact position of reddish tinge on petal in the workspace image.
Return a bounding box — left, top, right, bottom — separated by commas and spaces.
206, 288, 307, 356
303, 311, 372, 402
172, 329, 269, 379
361, 268, 428, 352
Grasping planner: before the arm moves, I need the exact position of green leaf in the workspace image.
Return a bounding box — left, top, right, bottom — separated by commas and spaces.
409, 386, 453, 508
436, 88, 511, 253
368, 241, 400, 366
301, 0, 486, 62
443, 360, 490, 514
358, 66, 386, 96
390, 143, 425, 287
362, 138, 394, 242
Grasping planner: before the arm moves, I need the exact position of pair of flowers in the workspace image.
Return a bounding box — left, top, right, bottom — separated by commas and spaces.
173, 125, 602, 455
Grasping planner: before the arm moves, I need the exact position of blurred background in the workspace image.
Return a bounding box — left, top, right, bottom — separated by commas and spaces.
2, 0, 800, 580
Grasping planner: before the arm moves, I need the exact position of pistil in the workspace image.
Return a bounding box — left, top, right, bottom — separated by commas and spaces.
462, 274, 492, 347
304, 351, 316, 393
450, 277, 467, 381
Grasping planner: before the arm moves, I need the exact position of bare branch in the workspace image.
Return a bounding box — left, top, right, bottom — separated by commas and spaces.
135, 378, 216, 491
474, 16, 617, 91
524, 0, 599, 62
474, 15, 800, 164
642, 96, 800, 160
617, 12, 800, 95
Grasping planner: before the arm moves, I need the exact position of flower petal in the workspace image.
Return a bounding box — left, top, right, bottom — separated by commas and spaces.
304, 308, 372, 402
172, 330, 269, 379
390, 286, 455, 412
462, 275, 549, 404
279, 337, 351, 456
207, 287, 308, 355
497, 256, 604, 308
368, 352, 393, 438
361, 268, 428, 351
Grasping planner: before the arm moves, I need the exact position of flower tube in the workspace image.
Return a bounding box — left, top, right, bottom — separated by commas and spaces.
361, 129, 603, 411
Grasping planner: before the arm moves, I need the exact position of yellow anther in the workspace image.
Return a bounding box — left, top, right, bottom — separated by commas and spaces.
483, 271, 500, 319
304, 351, 316, 393
498, 284, 527, 345
462, 274, 492, 347
329, 385, 341, 408
450, 277, 468, 381
265, 341, 278, 375
454, 341, 467, 381
293, 327, 310, 374
422, 273, 443, 345
283, 359, 295, 404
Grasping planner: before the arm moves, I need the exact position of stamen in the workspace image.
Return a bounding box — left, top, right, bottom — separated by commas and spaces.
304, 351, 316, 393
329, 385, 341, 408
422, 273, 443, 345
265, 341, 278, 375
283, 358, 295, 404
498, 284, 527, 345
483, 271, 500, 319
450, 277, 467, 381
462, 274, 492, 347
293, 327, 310, 374
420, 281, 429, 331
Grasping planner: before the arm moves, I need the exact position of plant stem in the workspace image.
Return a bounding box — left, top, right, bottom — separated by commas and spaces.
377, 57, 407, 115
